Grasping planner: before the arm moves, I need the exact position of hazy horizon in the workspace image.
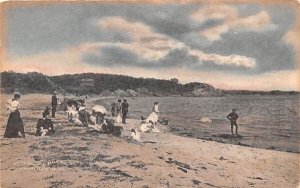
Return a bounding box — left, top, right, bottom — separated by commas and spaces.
1, 1, 299, 91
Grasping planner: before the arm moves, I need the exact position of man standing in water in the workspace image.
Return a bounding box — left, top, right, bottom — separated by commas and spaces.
121, 98, 129, 124
227, 108, 239, 135
51, 91, 58, 118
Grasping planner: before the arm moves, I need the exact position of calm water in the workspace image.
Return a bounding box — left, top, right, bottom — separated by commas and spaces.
101, 95, 300, 153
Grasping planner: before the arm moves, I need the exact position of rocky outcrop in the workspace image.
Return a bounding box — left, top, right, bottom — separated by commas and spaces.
114, 89, 129, 97
126, 89, 138, 97
100, 89, 113, 96
183, 83, 223, 97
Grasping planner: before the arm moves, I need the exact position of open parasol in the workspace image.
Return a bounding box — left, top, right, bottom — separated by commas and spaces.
92, 105, 107, 114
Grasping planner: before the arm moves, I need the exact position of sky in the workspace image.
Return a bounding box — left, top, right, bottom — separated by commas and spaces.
1, 1, 300, 91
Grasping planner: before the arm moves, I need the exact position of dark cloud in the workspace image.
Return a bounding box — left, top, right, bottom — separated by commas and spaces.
202, 31, 296, 74
82, 46, 143, 67
82, 46, 196, 69
82, 45, 254, 72
6, 3, 297, 74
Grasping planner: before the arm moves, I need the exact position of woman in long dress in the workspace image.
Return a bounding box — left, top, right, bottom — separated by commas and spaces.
115, 99, 122, 123
146, 102, 159, 124
4, 93, 25, 138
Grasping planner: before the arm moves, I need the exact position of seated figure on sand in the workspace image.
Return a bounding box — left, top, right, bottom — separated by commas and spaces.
146, 102, 159, 124
67, 105, 82, 125
88, 110, 105, 131
78, 105, 90, 127
35, 107, 55, 136
140, 120, 160, 133
130, 129, 141, 142
88, 105, 122, 136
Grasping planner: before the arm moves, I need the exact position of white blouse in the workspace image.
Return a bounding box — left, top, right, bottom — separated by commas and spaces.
6, 99, 20, 112
154, 104, 159, 113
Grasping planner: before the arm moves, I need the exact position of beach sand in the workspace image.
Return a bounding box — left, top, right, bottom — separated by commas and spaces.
1, 94, 299, 187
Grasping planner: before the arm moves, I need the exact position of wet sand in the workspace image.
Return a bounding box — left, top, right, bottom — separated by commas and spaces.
1, 94, 299, 187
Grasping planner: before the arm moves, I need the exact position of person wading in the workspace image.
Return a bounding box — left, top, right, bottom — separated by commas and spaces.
227, 108, 239, 135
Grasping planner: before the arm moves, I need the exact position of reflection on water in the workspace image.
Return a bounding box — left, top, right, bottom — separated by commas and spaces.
102, 95, 300, 153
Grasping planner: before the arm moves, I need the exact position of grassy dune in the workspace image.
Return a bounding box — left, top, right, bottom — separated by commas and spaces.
0, 94, 299, 187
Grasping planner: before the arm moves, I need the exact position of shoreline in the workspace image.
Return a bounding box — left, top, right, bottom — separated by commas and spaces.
1, 118, 299, 187
1, 93, 299, 187
169, 131, 300, 154
1, 93, 299, 153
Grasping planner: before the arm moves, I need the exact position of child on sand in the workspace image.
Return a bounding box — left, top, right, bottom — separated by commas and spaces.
227, 108, 239, 135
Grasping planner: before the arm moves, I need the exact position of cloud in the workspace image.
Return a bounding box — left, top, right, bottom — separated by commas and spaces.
191, 5, 274, 41
188, 49, 256, 68
284, 29, 300, 53
95, 17, 256, 68
98, 17, 185, 61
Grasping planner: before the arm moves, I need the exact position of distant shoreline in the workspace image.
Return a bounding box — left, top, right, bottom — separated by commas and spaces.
1, 71, 299, 97
1, 91, 299, 97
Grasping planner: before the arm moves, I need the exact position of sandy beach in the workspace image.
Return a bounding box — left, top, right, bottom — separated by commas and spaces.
1, 94, 299, 188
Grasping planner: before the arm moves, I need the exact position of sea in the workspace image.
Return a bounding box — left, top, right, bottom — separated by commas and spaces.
102, 95, 300, 153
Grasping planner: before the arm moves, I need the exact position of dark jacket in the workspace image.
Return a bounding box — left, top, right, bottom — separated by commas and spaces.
121, 102, 129, 114
35, 118, 55, 136
51, 95, 57, 107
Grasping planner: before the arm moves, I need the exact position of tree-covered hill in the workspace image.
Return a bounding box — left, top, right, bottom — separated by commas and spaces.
1, 71, 297, 96
0, 71, 222, 96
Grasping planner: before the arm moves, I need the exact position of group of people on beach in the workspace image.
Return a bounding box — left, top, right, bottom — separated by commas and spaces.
3, 91, 163, 139
57, 95, 127, 136
3, 91, 239, 139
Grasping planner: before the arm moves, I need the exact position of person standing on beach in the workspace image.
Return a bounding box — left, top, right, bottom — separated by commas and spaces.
121, 98, 129, 124
51, 91, 58, 118
4, 92, 25, 138
115, 99, 122, 123
111, 102, 116, 117
227, 108, 239, 135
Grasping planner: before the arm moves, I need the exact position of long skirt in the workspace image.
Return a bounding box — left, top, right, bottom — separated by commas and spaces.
116, 114, 122, 123
4, 111, 25, 138
146, 111, 159, 124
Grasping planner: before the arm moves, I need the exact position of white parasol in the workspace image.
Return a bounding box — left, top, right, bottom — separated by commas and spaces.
92, 105, 107, 114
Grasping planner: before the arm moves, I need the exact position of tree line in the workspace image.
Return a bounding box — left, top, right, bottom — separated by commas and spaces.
0, 71, 198, 95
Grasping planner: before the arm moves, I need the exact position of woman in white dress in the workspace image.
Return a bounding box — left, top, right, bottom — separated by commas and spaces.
146, 102, 159, 124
